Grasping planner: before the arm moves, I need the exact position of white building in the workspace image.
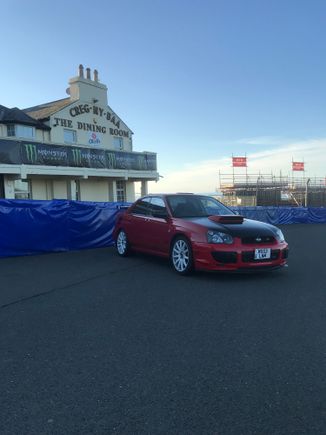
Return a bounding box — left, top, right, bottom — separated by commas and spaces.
0, 65, 159, 202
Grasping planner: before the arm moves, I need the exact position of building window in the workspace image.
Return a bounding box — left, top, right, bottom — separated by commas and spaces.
14, 180, 31, 199
113, 137, 123, 150
64, 129, 77, 144
7, 124, 35, 138
116, 180, 126, 202
7, 125, 15, 137
17, 125, 35, 138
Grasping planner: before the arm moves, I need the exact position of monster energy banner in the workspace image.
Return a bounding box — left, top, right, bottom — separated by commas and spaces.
0, 139, 157, 171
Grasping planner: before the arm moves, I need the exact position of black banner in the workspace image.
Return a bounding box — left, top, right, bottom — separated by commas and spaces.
0, 139, 157, 171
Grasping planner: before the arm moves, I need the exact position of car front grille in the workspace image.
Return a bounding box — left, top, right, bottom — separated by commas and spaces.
241, 236, 275, 244
242, 249, 280, 263
211, 251, 237, 264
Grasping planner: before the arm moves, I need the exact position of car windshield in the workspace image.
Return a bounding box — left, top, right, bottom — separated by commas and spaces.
166, 195, 234, 218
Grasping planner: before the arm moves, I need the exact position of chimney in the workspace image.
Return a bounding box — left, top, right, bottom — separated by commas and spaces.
78, 64, 84, 78
69, 65, 108, 105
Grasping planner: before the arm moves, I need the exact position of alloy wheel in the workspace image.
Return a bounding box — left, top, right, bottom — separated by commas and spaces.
117, 230, 128, 256
171, 238, 193, 274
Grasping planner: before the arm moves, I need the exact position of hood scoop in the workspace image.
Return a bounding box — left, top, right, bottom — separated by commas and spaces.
208, 215, 244, 224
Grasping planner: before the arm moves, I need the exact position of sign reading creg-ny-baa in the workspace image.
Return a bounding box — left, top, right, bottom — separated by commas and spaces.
53, 104, 130, 138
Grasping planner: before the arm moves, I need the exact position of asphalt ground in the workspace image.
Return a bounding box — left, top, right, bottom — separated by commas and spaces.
0, 224, 326, 434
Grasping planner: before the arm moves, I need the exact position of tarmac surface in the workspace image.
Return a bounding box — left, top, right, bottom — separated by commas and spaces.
0, 224, 326, 434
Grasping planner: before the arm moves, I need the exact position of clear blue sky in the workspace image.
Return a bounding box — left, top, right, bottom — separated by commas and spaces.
1, 0, 326, 191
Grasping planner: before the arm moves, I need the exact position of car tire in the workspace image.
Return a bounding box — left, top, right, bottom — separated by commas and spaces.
171, 236, 193, 275
116, 229, 130, 257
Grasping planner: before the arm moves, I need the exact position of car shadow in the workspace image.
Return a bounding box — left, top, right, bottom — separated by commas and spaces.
130, 251, 289, 283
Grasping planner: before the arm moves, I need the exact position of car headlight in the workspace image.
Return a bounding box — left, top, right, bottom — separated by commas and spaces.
275, 228, 285, 242
207, 230, 233, 244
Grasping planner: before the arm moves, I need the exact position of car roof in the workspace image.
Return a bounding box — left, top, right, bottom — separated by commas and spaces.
141, 193, 196, 198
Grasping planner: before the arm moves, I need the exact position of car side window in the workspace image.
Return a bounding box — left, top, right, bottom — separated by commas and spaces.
131, 197, 151, 216
149, 197, 168, 218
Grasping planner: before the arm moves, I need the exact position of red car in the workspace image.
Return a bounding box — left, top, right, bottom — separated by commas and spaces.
114, 193, 288, 275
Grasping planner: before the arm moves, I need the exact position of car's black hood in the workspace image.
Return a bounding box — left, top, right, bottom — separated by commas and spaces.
187, 217, 277, 237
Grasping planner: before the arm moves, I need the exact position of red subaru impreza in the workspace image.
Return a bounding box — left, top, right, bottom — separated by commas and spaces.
114, 193, 288, 275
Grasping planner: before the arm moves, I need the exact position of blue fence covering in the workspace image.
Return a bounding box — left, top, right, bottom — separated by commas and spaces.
0, 199, 128, 258
0, 200, 325, 258
232, 206, 326, 225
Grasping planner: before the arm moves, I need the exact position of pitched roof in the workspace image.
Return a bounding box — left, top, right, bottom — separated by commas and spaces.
23, 98, 71, 120
0, 104, 50, 130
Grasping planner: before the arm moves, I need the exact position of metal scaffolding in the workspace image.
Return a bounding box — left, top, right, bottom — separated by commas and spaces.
219, 173, 326, 207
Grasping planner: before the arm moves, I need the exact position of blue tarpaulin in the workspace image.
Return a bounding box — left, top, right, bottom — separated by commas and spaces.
233, 206, 326, 225
0, 200, 325, 258
0, 199, 127, 258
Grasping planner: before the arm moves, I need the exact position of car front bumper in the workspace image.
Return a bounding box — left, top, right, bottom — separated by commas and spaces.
192, 240, 289, 272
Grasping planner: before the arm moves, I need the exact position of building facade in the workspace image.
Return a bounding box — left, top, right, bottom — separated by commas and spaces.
0, 65, 158, 202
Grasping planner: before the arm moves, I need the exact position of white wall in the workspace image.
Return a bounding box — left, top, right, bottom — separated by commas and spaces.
79, 179, 109, 202
4, 176, 15, 198
16, 178, 137, 202
69, 76, 108, 106
35, 129, 51, 143
108, 180, 115, 201
126, 181, 135, 202
49, 103, 133, 152
53, 180, 68, 199
48, 73, 133, 153
31, 179, 49, 200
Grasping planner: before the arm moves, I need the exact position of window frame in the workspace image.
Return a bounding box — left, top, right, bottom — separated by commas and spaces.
63, 128, 77, 144
7, 124, 15, 137
116, 180, 126, 202
7, 124, 36, 139
113, 137, 123, 151
14, 179, 31, 199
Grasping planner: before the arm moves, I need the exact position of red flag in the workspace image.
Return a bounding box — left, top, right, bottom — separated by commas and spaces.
232, 157, 247, 167
292, 162, 304, 171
